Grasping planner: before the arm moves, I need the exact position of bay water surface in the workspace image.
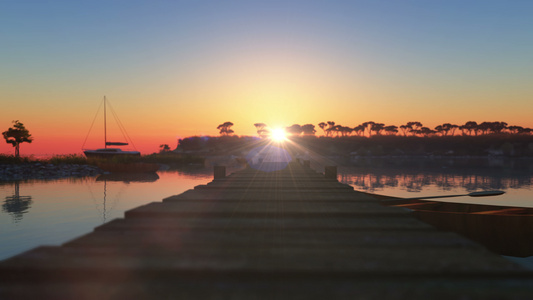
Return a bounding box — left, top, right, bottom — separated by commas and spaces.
1, 158, 532, 267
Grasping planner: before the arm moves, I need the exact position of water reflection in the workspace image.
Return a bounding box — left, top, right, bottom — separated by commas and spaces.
341, 172, 533, 193
96, 172, 160, 183
2, 182, 32, 223
339, 157, 533, 193
93, 172, 160, 223
0, 170, 215, 261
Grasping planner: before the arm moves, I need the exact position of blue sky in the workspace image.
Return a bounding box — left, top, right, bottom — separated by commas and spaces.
1, 0, 532, 154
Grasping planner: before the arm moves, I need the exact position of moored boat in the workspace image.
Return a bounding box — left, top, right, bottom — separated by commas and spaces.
82, 97, 141, 159
380, 195, 533, 257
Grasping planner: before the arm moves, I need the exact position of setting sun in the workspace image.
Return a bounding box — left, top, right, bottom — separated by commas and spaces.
270, 128, 287, 142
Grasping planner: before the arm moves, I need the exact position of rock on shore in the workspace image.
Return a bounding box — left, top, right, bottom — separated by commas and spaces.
0, 163, 103, 181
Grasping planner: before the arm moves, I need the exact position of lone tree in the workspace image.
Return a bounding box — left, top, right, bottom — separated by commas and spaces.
217, 121, 235, 136
159, 144, 171, 153
3, 120, 33, 157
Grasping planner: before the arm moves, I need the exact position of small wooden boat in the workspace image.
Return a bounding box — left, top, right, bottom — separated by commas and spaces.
379, 195, 533, 257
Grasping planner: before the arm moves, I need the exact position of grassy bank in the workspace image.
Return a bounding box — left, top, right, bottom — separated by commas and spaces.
98, 153, 205, 166
0, 153, 204, 167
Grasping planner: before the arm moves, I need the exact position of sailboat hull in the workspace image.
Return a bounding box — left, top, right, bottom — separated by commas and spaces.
83, 148, 141, 159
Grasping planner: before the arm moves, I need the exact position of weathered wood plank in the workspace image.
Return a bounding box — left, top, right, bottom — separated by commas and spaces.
4, 277, 533, 300
2, 245, 525, 279
124, 200, 410, 218
93, 216, 434, 231
63, 230, 482, 250
163, 189, 374, 202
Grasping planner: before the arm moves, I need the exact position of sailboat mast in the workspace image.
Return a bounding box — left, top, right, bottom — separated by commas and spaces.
104, 96, 107, 149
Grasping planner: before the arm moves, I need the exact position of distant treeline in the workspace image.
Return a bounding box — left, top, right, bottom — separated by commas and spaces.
264, 121, 531, 137
218, 120, 532, 138
177, 134, 533, 157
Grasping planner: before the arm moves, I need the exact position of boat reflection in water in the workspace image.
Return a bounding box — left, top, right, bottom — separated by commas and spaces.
94, 172, 159, 223
382, 198, 533, 258
96, 172, 160, 183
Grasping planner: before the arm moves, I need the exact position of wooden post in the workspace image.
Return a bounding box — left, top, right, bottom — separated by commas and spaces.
324, 166, 337, 180
214, 166, 226, 180
303, 160, 311, 168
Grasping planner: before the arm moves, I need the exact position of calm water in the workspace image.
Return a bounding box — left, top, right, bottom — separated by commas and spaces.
1, 158, 533, 267
0, 168, 215, 260
337, 157, 533, 208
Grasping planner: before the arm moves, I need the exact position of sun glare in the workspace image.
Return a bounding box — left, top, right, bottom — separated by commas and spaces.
271, 128, 287, 142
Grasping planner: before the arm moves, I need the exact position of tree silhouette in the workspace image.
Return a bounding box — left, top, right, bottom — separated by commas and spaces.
370, 123, 385, 136
478, 122, 492, 135
326, 121, 336, 137
301, 124, 316, 136
443, 123, 459, 136
434, 125, 444, 136
434, 124, 458, 136
318, 122, 328, 136
254, 123, 270, 138
460, 121, 478, 136
285, 124, 303, 136
419, 127, 436, 137
508, 125, 523, 134
217, 122, 234, 136
325, 126, 337, 137
361, 121, 375, 137
336, 126, 352, 137
159, 144, 171, 153
247, 120, 530, 141
405, 122, 422, 136
399, 125, 409, 136
521, 128, 533, 134
353, 124, 365, 136
3, 120, 33, 157
383, 125, 398, 135
489, 121, 508, 134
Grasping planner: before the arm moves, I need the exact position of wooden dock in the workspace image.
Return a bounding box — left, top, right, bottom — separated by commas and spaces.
1, 161, 533, 299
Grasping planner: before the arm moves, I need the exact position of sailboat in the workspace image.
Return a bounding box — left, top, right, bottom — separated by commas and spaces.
83, 96, 141, 159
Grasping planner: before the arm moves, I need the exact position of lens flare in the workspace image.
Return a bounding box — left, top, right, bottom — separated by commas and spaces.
245, 144, 292, 172
271, 128, 287, 142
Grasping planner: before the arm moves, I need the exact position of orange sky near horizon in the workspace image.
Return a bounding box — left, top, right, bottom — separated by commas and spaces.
2, 1, 533, 157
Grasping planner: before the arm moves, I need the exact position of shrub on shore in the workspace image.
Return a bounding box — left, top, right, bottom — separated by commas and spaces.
0, 154, 33, 164
87, 153, 204, 166
1, 153, 203, 166
0, 154, 89, 165
48, 155, 88, 165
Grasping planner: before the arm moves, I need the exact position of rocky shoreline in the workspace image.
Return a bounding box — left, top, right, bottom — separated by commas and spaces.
0, 163, 103, 181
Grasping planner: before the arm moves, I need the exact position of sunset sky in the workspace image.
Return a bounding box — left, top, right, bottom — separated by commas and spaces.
1, 0, 532, 156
